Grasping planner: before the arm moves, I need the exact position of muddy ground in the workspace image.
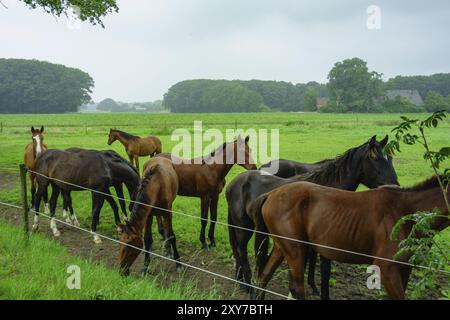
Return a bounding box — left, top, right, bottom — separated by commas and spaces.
0, 171, 443, 300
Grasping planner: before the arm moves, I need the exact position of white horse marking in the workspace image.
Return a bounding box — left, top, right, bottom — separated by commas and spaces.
50, 217, 60, 237
32, 214, 39, 231
33, 135, 42, 156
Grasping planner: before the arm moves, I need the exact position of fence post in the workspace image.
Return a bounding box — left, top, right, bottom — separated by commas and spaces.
0, 121, 3, 133
19, 164, 29, 244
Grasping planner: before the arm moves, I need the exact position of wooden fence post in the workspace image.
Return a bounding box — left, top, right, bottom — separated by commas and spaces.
19, 164, 29, 243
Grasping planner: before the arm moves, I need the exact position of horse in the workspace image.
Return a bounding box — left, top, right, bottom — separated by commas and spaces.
24, 126, 49, 212
33, 149, 124, 243
156, 135, 257, 249
226, 135, 398, 299
118, 157, 180, 276
107, 128, 162, 172
259, 158, 330, 178
254, 175, 449, 300
60, 148, 140, 226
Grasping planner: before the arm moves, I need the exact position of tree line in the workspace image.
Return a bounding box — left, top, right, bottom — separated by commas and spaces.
163, 59, 450, 113
0, 59, 94, 114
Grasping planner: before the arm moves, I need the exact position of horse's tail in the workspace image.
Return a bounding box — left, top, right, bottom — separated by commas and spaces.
249, 193, 270, 277
151, 138, 162, 157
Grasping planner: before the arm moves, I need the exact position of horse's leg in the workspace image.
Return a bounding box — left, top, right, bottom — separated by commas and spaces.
164, 209, 181, 270
255, 244, 284, 300
236, 228, 254, 295
379, 262, 405, 300
207, 194, 219, 247
199, 196, 211, 250
29, 173, 36, 208
320, 256, 331, 300
61, 190, 71, 224
66, 191, 80, 226
161, 213, 172, 258
306, 249, 319, 296
32, 179, 46, 231
227, 210, 243, 283
91, 193, 105, 244
103, 188, 121, 231
141, 214, 154, 276
134, 156, 140, 174
285, 247, 307, 300
114, 184, 128, 221
49, 183, 61, 237
157, 216, 164, 239
43, 182, 50, 214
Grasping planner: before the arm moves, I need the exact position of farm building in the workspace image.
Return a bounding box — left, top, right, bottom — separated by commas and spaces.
385, 89, 424, 106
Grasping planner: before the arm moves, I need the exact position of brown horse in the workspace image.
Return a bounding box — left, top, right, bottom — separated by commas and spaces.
254, 176, 449, 300
24, 126, 49, 212
156, 136, 257, 249
107, 128, 162, 172
119, 157, 180, 276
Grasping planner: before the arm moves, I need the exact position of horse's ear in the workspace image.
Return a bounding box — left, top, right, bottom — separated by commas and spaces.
31, 126, 35, 133
380, 135, 388, 147
40, 126, 44, 133
369, 135, 377, 148
245, 135, 250, 143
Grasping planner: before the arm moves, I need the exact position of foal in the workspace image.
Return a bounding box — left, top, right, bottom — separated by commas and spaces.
157, 136, 257, 249
107, 128, 162, 172
24, 126, 49, 211
255, 176, 449, 300
119, 157, 180, 276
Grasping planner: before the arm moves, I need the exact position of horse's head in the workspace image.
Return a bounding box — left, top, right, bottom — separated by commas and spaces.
360, 135, 399, 188
118, 223, 143, 276
107, 128, 117, 145
231, 135, 257, 170
31, 126, 45, 157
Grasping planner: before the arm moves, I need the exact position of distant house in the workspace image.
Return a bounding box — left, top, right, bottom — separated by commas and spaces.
385, 90, 424, 106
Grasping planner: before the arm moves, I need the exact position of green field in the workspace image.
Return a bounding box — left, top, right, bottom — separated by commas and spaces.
0, 112, 448, 299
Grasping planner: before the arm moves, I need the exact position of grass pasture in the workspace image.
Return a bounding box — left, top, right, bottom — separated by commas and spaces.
0, 112, 448, 300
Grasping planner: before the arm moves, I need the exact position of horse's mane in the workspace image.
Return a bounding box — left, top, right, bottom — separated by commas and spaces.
113, 129, 138, 140
129, 166, 159, 226
295, 142, 369, 185
202, 141, 233, 163
384, 175, 447, 192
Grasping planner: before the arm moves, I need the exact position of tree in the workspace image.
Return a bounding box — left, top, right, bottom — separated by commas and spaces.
303, 87, 318, 111
327, 57, 383, 113
386, 73, 450, 98
424, 91, 450, 112
0, 58, 94, 113
19, 0, 118, 27
97, 98, 120, 111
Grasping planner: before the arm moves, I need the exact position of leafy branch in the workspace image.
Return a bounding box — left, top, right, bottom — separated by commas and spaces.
387, 111, 449, 299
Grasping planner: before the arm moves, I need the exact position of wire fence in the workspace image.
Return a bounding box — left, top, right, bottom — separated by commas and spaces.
0, 165, 449, 301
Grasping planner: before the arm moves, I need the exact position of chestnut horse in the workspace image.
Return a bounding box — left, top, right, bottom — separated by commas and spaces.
157, 136, 257, 249
255, 176, 449, 300
226, 135, 398, 298
24, 126, 49, 211
119, 157, 180, 276
107, 128, 162, 172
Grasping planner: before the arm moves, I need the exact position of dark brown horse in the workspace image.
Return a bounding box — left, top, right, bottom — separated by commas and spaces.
259, 158, 330, 178
60, 148, 140, 226
107, 129, 162, 172
24, 126, 49, 211
33, 149, 123, 243
255, 176, 449, 300
157, 136, 257, 249
226, 135, 398, 298
119, 157, 180, 276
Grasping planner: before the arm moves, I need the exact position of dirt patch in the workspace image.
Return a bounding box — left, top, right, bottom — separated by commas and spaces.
0, 172, 445, 300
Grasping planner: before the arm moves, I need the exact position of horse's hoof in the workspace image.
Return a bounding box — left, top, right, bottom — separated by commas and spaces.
201, 243, 209, 251
52, 229, 61, 237
208, 240, 216, 248
72, 219, 80, 227
239, 283, 250, 292
176, 263, 183, 272
65, 217, 72, 225
117, 226, 123, 233
32, 224, 39, 232
93, 235, 102, 244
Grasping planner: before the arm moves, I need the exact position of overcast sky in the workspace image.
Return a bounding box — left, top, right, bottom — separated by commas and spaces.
1, 0, 449, 102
